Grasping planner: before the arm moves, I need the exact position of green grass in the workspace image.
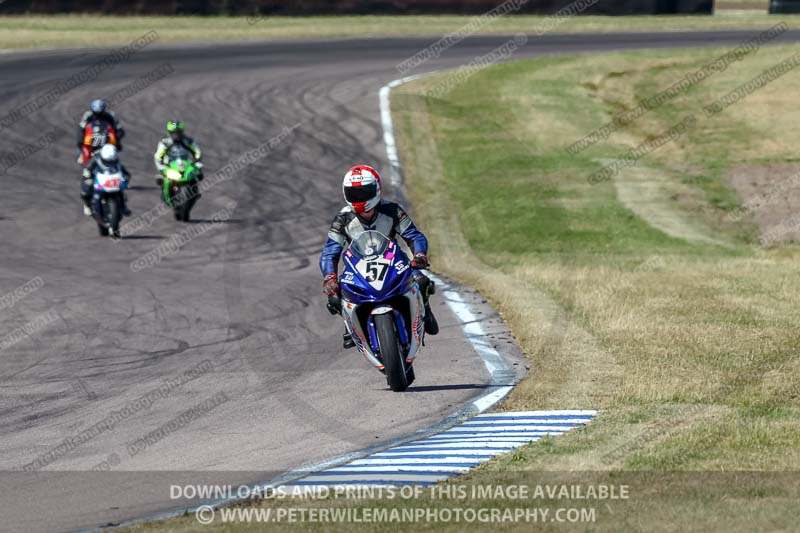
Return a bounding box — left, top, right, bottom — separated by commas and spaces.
386, 44, 800, 529
0, 12, 799, 50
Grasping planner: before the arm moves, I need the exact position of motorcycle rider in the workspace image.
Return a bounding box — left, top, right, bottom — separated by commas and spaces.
320, 164, 439, 349
153, 120, 203, 186
81, 144, 131, 223
76, 99, 124, 164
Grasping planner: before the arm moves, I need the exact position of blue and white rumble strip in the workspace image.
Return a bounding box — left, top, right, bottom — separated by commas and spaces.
283, 410, 596, 489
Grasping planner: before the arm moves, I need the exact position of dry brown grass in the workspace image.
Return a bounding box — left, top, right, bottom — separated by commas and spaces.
391, 45, 800, 475
393, 89, 621, 413
2, 13, 800, 50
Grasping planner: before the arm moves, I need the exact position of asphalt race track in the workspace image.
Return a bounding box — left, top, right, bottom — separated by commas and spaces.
1, 29, 799, 532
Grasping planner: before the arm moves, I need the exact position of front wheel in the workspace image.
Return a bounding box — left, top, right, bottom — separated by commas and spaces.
374, 313, 412, 392
106, 195, 121, 235
93, 197, 110, 236
172, 184, 195, 222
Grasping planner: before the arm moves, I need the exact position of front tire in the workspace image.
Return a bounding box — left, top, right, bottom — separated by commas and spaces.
106, 195, 121, 235
375, 313, 411, 392
172, 184, 194, 222
94, 199, 109, 236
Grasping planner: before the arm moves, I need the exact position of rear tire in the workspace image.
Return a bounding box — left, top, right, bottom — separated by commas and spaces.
375, 313, 410, 392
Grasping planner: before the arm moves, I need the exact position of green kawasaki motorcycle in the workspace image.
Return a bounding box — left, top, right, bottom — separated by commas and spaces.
162, 157, 200, 222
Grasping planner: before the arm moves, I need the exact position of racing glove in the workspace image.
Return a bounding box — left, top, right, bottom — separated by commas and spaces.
322, 272, 340, 297
410, 253, 429, 269
326, 296, 342, 316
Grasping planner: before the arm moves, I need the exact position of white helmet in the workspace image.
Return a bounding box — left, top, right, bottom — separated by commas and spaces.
342, 165, 381, 214
99, 144, 118, 165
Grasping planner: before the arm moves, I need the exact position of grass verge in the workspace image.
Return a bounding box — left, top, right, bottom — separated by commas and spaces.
0, 13, 799, 50
394, 40, 800, 462
391, 42, 800, 525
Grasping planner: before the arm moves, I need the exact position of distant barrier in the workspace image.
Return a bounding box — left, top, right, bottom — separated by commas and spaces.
1, 0, 713, 16
769, 0, 800, 13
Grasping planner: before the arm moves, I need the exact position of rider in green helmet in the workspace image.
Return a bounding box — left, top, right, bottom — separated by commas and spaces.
153, 120, 204, 185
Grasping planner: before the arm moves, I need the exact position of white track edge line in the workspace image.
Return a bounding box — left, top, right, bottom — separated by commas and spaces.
379, 73, 518, 414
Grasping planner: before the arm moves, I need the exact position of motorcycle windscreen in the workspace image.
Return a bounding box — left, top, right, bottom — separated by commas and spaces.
349, 231, 390, 259
344, 231, 410, 296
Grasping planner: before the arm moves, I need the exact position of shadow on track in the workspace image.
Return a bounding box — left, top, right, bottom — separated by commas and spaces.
404, 383, 492, 393
187, 218, 244, 225
120, 235, 164, 240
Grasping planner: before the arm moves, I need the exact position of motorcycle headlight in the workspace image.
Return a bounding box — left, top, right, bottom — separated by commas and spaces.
166, 169, 182, 181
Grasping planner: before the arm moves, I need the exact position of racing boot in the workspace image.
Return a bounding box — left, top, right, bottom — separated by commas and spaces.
342, 329, 355, 349
416, 274, 438, 335
81, 179, 94, 216
424, 303, 439, 336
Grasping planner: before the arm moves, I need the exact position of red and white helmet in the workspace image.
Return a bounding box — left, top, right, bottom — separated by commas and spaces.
342, 164, 382, 214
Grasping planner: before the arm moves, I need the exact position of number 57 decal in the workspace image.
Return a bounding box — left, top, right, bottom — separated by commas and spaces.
365, 261, 389, 282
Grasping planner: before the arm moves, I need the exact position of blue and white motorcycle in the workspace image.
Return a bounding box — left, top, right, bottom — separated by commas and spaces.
91, 164, 127, 238
339, 231, 426, 392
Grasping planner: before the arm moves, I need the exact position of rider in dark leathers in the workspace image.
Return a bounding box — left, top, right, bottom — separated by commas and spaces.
320, 165, 438, 349
81, 144, 131, 221
76, 99, 125, 161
